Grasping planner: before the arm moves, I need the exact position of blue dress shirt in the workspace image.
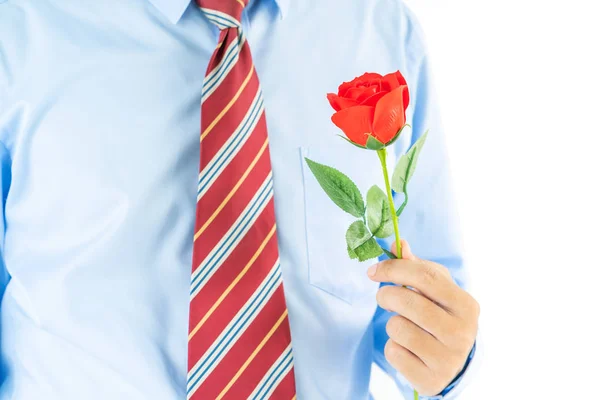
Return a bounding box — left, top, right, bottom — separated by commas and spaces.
0, 0, 478, 398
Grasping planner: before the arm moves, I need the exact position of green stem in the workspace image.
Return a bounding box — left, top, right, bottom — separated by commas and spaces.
378, 148, 418, 400
376, 148, 402, 259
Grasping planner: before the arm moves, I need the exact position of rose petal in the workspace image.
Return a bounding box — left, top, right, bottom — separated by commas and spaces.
381, 72, 400, 91
395, 70, 408, 87
356, 86, 378, 102
346, 87, 371, 101
360, 91, 388, 107
338, 80, 357, 97
396, 71, 410, 107
331, 106, 375, 147
372, 86, 408, 144
381, 71, 409, 101
358, 72, 383, 82
327, 93, 359, 112
339, 73, 383, 96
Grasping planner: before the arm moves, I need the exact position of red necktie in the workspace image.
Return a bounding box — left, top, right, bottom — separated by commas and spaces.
186, 1, 297, 399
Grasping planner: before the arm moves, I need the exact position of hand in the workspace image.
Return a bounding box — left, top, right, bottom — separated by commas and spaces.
367, 240, 479, 396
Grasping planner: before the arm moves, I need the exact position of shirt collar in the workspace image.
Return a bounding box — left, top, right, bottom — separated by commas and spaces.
149, 0, 290, 24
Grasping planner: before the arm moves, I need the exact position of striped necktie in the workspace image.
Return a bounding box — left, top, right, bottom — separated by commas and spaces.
187, 1, 297, 399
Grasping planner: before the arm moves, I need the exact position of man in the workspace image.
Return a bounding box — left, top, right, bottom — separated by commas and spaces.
0, 0, 480, 399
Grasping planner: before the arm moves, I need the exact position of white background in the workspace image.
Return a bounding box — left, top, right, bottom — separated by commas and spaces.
371, 1, 600, 399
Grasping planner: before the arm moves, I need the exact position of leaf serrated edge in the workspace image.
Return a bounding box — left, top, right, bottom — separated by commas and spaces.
304, 157, 365, 218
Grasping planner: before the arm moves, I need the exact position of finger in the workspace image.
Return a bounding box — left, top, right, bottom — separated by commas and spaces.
376, 285, 454, 340
390, 240, 451, 279
384, 340, 435, 396
390, 240, 429, 299
386, 315, 446, 368
368, 258, 462, 313
391, 239, 418, 260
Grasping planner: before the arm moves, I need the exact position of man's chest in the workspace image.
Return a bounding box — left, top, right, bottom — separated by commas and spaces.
1, 1, 413, 306
3, 4, 411, 210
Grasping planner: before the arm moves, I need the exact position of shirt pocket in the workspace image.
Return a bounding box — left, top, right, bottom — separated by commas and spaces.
299, 144, 388, 305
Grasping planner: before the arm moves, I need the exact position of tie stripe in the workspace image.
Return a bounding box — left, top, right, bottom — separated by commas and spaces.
190, 290, 290, 399
188, 287, 286, 398
197, 90, 264, 199
190, 186, 274, 306
188, 1, 296, 398
225, 342, 293, 400
193, 136, 269, 241
248, 344, 294, 400
270, 372, 297, 400
200, 47, 258, 166
187, 259, 281, 394
202, 32, 245, 103
201, 64, 255, 141
189, 223, 277, 336
214, 309, 290, 400
200, 8, 242, 29
188, 231, 280, 372
191, 168, 272, 283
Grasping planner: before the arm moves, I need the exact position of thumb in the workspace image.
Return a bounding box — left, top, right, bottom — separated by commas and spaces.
391, 239, 418, 260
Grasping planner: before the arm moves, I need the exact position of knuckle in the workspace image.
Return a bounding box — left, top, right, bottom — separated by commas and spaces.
401, 289, 416, 309
459, 292, 481, 330
385, 316, 399, 339
439, 264, 452, 278
470, 296, 481, 318
425, 365, 454, 396
386, 316, 408, 341
384, 340, 399, 363
446, 352, 464, 373
434, 347, 454, 369
420, 263, 439, 285
419, 370, 446, 397
379, 261, 395, 281
446, 290, 461, 309
376, 286, 396, 309
446, 319, 476, 350
457, 329, 476, 351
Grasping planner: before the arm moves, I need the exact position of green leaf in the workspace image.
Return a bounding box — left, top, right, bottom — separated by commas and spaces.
382, 248, 398, 259
347, 244, 359, 259
391, 130, 429, 192
366, 185, 395, 238
305, 158, 365, 218
345, 220, 372, 250
366, 135, 386, 150
345, 220, 384, 261
353, 238, 384, 262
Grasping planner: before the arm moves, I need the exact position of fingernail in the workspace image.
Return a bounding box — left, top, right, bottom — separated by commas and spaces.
367, 264, 378, 277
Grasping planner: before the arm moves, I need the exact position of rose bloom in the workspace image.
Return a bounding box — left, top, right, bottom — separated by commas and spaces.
327, 71, 410, 147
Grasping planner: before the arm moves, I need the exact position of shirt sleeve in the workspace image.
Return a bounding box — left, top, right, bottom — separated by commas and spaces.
0, 81, 12, 381
370, 8, 480, 399
0, 23, 13, 334
0, 8, 14, 299
0, 140, 10, 299
0, 141, 11, 362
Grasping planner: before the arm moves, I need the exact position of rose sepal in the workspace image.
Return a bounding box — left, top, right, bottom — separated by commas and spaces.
366, 136, 386, 150
337, 135, 368, 149
337, 124, 411, 150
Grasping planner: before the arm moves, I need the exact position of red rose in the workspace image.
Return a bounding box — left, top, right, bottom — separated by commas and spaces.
327, 71, 410, 147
